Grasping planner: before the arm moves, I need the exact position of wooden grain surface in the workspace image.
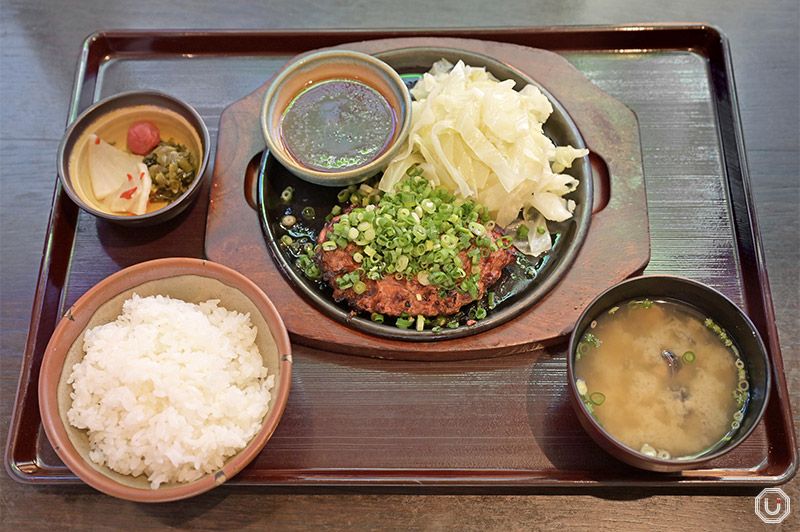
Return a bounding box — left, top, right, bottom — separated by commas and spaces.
1, 1, 798, 530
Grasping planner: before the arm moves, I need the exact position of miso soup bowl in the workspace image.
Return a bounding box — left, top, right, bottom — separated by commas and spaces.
261, 49, 412, 187
566, 275, 771, 472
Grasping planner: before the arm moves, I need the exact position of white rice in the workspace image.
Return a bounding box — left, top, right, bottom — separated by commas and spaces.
67, 293, 274, 489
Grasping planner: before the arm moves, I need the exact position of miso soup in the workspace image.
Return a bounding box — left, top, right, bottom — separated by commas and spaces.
573, 298, 749, 459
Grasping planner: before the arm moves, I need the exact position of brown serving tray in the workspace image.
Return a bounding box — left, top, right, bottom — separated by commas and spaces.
6, 25, 797, 489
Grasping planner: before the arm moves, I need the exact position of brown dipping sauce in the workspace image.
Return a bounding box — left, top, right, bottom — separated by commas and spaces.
279, 79, 396, 172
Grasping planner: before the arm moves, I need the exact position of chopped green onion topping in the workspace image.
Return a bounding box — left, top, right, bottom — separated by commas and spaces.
468, 221, 486, 236
640, 444, 657, 457
576, 342, 590, 359
396, 316, 414, 329
704, 318, 734, 346
733, 389, 747, 407
627, 298, 653, 310
322, 172, 506, 297
294, 249, 321, 280
281, 214, 297, 227
281, 186, 294, 202
583, 333, 602, 348
515, 225, 530, 240
589, 392, 605, 405
682, 350, 696, 364
301, 206, 315, 219
406, 164, 423, 177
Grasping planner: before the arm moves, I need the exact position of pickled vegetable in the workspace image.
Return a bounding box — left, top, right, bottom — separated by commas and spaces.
143, 140, 198, 202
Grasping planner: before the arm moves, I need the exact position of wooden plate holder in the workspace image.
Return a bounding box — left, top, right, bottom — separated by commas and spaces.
205, 37, 650, 360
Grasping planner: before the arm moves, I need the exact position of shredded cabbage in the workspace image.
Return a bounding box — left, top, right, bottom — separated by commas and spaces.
379, 59, 588, 255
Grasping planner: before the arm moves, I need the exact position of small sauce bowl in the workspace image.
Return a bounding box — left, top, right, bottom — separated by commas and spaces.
567, 275, 771, 472
57, 90, 210, 226
261, 50, 411, 187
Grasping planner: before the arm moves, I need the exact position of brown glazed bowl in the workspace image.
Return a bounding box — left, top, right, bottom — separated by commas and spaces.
566, 275, 771, 472
57, 90, 210, 226
261, 49, 412, 187
38, 258, 292, 502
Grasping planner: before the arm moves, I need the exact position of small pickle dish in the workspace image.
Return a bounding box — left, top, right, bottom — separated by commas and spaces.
57, 90, 210, 226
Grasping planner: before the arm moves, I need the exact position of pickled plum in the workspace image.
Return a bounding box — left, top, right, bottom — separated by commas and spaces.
127, 120, 160, 155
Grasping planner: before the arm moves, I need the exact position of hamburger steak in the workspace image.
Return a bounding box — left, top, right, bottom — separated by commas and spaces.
316, 217, 515, 317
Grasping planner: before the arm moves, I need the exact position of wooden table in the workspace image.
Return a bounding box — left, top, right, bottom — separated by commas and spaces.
2, 0, 797, 529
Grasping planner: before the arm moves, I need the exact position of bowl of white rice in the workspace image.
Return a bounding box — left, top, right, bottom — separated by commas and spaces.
38, 258, 292, 502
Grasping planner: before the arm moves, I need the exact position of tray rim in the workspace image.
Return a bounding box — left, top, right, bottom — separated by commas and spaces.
5, 24, 797, 489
